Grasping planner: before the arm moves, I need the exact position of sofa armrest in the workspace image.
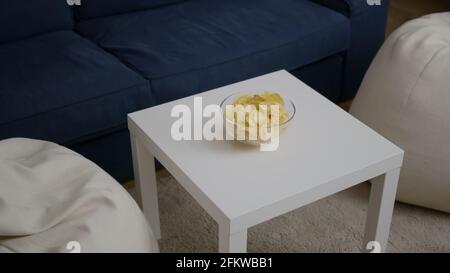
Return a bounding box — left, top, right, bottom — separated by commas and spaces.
309, 0, 390, 100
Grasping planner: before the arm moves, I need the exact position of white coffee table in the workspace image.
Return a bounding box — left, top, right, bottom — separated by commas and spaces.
128, 70, 403, 253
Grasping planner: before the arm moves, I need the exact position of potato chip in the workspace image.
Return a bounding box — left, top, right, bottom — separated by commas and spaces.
230, 92, 289, 127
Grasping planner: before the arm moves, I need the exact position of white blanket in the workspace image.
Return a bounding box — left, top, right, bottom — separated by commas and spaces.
0, 138, 158, 253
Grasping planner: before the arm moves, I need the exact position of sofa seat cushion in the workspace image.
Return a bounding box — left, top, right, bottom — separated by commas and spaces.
0, 31, 154, 145
75, 0, 186, 20
76, 0, 349, 103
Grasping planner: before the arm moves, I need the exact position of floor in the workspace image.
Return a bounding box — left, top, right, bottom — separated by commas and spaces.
128, 172, 450, 253
388, 0, 450, 35
125, 1, 450, 252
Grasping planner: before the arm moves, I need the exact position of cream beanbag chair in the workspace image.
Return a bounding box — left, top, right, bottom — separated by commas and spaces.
351, 13, 450, 213
0, 138, 159, 252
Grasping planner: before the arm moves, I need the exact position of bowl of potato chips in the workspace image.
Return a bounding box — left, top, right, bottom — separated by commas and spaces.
220, 91, 296, 145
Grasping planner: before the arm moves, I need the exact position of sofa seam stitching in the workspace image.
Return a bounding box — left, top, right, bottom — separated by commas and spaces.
157, 27, 349, 80
403, 45, 447, 107
99, 18, 350, 81
63, 124, 127, 146
0, 81, 149, 127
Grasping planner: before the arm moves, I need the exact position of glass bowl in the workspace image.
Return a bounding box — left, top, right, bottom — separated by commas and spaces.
220, 92, 296, 146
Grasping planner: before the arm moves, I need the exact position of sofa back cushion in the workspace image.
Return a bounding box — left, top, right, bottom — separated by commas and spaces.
0, 0, 73, 43
75, 0, 186, 20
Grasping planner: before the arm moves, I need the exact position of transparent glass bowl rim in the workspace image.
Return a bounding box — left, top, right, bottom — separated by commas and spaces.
219, 92, 297, 128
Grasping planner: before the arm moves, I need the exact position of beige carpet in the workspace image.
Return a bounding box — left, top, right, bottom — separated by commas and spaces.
128, 171, 450, 253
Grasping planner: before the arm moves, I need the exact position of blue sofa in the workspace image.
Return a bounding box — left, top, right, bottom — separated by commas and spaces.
0, 0, 389, 181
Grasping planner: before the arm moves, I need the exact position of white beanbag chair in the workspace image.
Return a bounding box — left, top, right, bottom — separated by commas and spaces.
350, 13, 450, 212
0, 138, 159, 253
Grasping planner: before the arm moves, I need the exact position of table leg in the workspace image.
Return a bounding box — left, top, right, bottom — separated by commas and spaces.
363, 168, 400, 253
130, 133, 161, 240
219, 225, 247, 253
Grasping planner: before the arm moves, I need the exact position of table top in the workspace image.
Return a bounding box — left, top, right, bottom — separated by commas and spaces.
128, 70, 403, 228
